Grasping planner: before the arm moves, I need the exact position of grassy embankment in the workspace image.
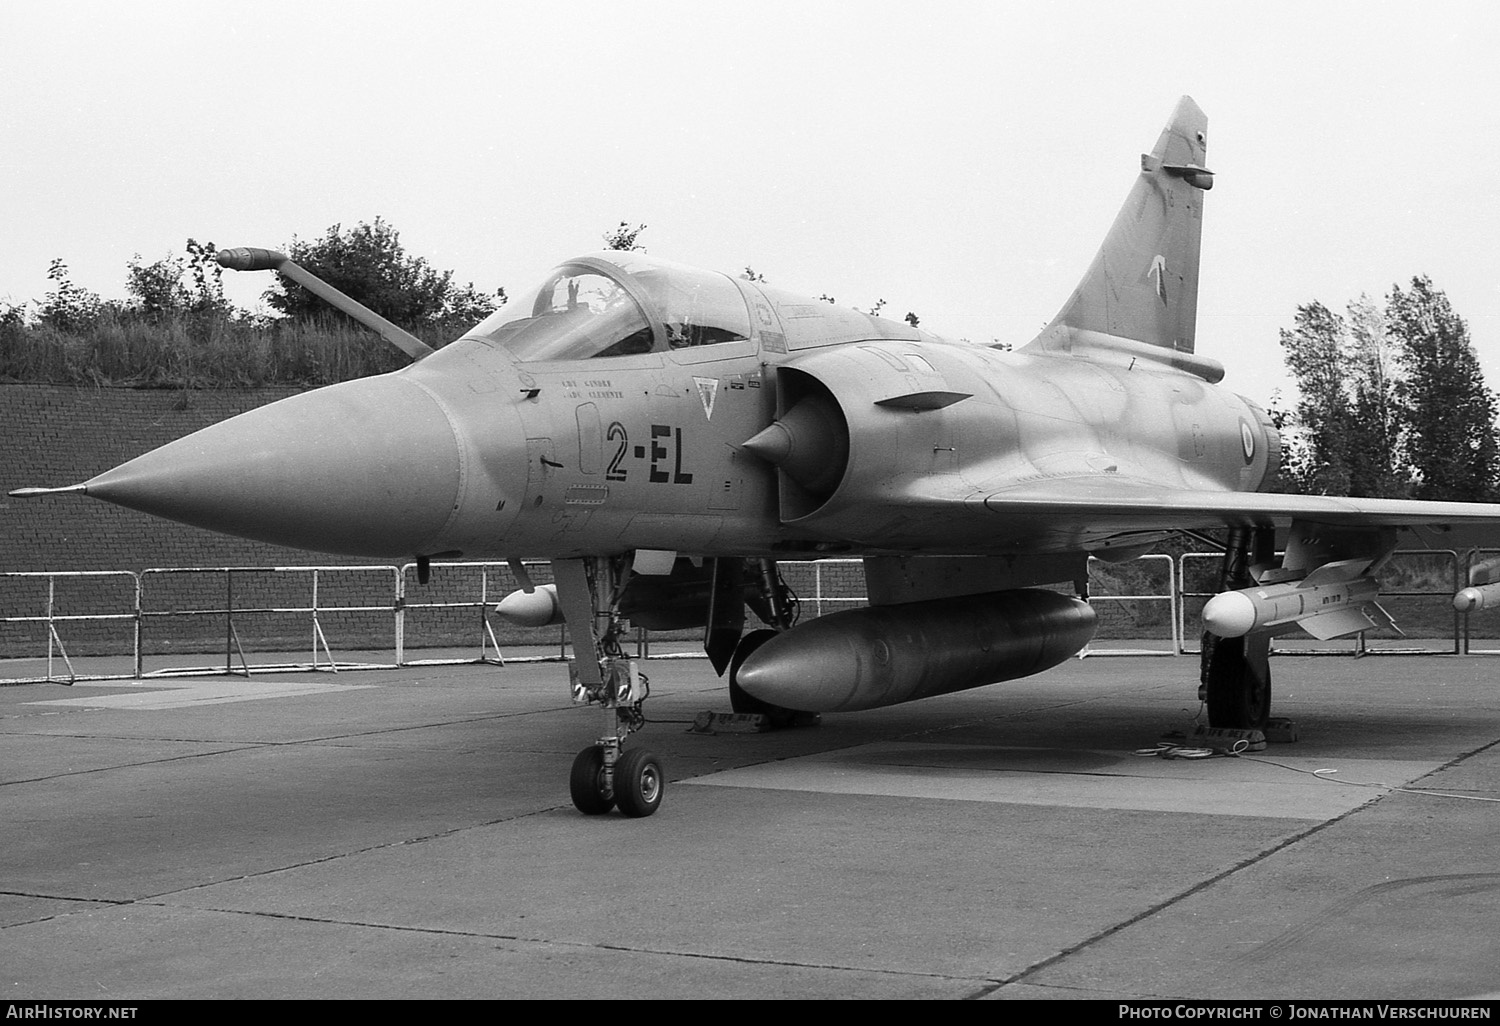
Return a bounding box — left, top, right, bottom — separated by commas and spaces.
0, 307, 481, 388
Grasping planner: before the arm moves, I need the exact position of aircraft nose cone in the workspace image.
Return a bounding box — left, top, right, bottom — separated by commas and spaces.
83, 375, 462, 556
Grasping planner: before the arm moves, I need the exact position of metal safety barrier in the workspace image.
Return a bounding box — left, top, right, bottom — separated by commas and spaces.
1460, 548, 1500, 655
808, 558, 862, 618
4, 549, 1500, 684
399, 560, 527, 665
0, 570, 140, 683
0, 560, 634, 683
1080, 554, 1179, 656
137, 565, 404, 678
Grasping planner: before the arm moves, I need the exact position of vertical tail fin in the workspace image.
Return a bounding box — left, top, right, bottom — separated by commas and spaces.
1028, 96, 1212, 356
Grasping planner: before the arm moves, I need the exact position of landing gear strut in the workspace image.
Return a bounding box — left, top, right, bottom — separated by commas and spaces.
724, 559, 804, 726
728, 627, 791, 726
1201, 526, 1274, 730
555, 557, 664, 817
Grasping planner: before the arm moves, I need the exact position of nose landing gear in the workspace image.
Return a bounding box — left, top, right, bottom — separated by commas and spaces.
570, 739, 665, 817
555, 556, 665, 817
567, 652, 663, 817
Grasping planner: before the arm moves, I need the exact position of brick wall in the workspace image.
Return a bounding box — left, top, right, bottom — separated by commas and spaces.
2, 383, 320, 573
0, 384, 411, 656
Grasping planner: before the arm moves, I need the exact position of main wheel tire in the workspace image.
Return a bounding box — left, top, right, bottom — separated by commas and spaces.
1204, 633, 1272, 730
728, 628, 796, 727
569, 745, 615, 815
613, 748, 664, 818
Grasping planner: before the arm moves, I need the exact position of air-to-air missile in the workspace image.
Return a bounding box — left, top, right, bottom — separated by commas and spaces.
496, 584, 565, 628
1453, 555, 1500, 613
1202, 558, 1395, 640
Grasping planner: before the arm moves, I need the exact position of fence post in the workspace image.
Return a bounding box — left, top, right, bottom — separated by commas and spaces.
224, 570, 233, 675
311, 569, 320, 668
46, 576, 55, 683
394, 565, 406, 666
133, 572, 143, 679
1167, 555, 1181, 654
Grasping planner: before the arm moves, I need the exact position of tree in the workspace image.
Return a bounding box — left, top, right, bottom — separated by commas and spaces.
265, 218, 502, 327
1341, 294, 1407, 497
1278, 277, 1497, 500
603, 222, 647, 252
443, 280, 508, 325
184, 238, 234, 316
125, 253, 192, 319
37, 259, 104, 332
1278, 300, 1356, 494
1387, 276, 1499, 501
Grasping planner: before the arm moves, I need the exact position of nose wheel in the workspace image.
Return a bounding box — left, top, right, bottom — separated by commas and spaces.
570, 740, 664, 818
569, 745, 615, 815
564, 653, 662, 818
613, 747, 664, 817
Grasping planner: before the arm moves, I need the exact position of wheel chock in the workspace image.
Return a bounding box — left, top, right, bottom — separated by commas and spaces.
689, 710, 822, 734
1264, 717, 1299, 743
690, 711, 773, 734
1193, 726, 1267, 753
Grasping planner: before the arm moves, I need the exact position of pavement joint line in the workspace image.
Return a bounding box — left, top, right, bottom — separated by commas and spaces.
1418, 734, 1500, 779
971, 776, 1401, 998
5, 742, 1399, 988
983, 979, 1124, 999
6, 748, 870, 916
0, 721, 532, 788
64, 797, 599, 910
0, 889, 132, 907
0, 712, 561, 753
16, 681, 578, 728
69, 899, 1002, 984
4, 888, 997, 987
0, 696, 777, 790
0, 742, 272, 787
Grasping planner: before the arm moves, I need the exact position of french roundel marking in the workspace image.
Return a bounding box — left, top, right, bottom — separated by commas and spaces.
1240, 421, 1256, 462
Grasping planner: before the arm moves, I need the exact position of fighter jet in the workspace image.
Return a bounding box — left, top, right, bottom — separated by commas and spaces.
16, 97, 1500, 817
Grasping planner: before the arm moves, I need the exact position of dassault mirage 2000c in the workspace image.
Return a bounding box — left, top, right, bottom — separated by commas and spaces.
16, 97, 1500, 817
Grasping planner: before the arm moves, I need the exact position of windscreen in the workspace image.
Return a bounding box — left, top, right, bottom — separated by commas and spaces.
466, 267, 653, 361
466, 254, 751, 361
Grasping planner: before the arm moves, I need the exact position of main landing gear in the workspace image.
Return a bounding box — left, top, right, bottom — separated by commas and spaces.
719, 559, 804, 728
554, 557, 664, 818
1201, 526, 1274, 731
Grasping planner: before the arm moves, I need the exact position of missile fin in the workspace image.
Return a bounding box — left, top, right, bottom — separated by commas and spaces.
1469, 557, 1500, 587
1299, 601, 1397, 641
1299, 557, 1376, 589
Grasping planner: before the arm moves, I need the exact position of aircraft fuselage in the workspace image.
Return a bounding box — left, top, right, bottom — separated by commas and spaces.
397, 325, 1278, 562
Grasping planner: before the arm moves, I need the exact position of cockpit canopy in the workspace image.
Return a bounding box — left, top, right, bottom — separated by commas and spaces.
464, 252, 753, 361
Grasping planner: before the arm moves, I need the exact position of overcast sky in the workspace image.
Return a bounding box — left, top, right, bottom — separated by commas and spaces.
4, 0, 1498, 406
